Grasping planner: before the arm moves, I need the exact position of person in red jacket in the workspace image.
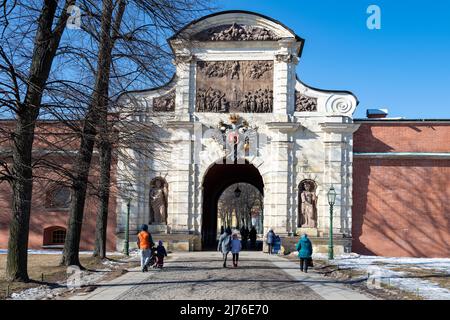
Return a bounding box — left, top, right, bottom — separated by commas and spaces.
137, 224, 154, 272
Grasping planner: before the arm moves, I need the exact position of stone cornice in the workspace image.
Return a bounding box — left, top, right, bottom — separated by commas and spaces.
166, 121, 195, 129
319, 122, 360, 134
266, 122, 301, 132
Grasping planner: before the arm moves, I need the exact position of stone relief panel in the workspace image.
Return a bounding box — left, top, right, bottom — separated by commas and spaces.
196, 60, 273, 113
192, 23, 280, 41
153, 90, 175, 112
295, 91, 317, 112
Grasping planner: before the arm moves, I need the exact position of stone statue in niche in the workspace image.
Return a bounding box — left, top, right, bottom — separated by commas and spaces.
196, 60, 273, 113
192, 23, 280, 41
295, 91, 317, 112
149, 178, 168, 224
299, 180, 317, 228
153, 90, 175, 112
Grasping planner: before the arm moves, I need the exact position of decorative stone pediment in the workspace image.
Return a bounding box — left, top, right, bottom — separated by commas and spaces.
169, 11, 302, 49
192, 23, 280, 41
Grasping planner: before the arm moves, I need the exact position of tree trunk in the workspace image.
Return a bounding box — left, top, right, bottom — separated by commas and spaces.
93, 139, 112, 259
61, 0, 125, 266
60, 117, 97, 267
6, 0, 74, 281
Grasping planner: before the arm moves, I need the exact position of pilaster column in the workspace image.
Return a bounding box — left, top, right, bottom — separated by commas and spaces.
167, 121, 195, 233
173, 45, 195, 120
265, 123, 300, 236
273, 39, 298, 119
319, 119, 360, 236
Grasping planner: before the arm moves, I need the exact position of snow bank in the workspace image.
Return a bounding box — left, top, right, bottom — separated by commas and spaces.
0, 249, 124, 255
10, 268, 112, 300
324, 254, 450, 300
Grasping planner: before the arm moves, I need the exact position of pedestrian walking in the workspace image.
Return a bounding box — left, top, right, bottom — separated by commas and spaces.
240, 225, 249, 250
266, 228, 275, 254
295, 234, 313, 272
249, 226, 257, 249
155, 240, 168, 269
218, 227, 232, 268
231, 233, 242, 267
137, 224, 154, 272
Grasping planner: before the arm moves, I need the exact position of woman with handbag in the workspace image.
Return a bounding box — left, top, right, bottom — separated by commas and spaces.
295, 234, 313, 273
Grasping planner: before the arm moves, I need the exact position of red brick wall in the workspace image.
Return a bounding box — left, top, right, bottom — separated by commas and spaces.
352, 122, 450, 258
0, 121, 118, 252
354, 122, 450, 153
0, 166, 118, 252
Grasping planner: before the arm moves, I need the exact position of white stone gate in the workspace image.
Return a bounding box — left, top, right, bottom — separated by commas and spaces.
116, 11, 359, 252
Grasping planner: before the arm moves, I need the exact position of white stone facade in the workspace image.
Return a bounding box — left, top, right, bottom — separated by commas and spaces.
116, 11, 360, 250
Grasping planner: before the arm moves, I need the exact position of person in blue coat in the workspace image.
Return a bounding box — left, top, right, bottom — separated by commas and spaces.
295, 234, 313, 272
266, 228, 275, 254
218, 227, 232, 267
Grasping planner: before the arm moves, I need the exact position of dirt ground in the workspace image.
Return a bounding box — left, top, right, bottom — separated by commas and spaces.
0, 254, 139, 300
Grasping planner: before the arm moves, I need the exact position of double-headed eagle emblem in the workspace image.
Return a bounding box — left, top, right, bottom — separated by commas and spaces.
211, 114, 258, 161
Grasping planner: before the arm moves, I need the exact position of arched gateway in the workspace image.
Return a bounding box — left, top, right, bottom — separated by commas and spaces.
202, 161, 264, 249
116, 11, 359, 253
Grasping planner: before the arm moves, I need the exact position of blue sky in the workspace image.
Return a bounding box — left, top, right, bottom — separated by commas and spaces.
216, 0, 450, 119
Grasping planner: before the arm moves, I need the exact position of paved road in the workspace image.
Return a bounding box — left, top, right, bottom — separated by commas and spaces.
70, 251, 371, 300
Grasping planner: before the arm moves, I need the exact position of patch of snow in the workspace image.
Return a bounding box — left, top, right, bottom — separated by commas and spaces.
0, 249, 124, 256
327, 254, 450, 300
9, 268, 112, 300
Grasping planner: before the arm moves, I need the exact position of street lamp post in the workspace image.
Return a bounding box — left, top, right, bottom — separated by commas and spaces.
125, 198, 131, 256
327, 185, 337, 260
121, 181, 133, 256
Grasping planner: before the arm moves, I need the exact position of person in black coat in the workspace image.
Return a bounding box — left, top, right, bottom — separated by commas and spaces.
240, 225, 249, 250
155, 240, 168, 269
249, 226, 257, 249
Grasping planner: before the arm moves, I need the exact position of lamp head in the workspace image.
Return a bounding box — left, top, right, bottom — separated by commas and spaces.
327, 185, 337, 205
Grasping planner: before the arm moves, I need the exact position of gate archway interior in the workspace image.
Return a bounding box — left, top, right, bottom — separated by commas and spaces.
201, 161, 264, 249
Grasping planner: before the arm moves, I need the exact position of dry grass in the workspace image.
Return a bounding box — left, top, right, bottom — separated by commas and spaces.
0, 254, 138, 300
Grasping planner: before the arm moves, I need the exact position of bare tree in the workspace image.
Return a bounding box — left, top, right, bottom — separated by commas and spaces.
60, 0, 212, 265
218, 183, 263, 230
0, 0, 75, 281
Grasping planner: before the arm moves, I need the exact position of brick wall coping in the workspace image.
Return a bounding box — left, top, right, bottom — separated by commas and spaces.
354, 152, 450, 159
354, 119, 450, 123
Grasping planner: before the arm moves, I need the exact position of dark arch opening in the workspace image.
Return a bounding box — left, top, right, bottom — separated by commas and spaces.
201, 160, 264, 249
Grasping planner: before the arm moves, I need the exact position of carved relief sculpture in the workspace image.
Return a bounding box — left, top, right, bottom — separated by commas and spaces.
193, 23, 280, 41
149, 178, 168, 224
295, 91, 317, 112
196, 60, 273, 113
153, 90, 175, 112
299, 181, 317, 228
